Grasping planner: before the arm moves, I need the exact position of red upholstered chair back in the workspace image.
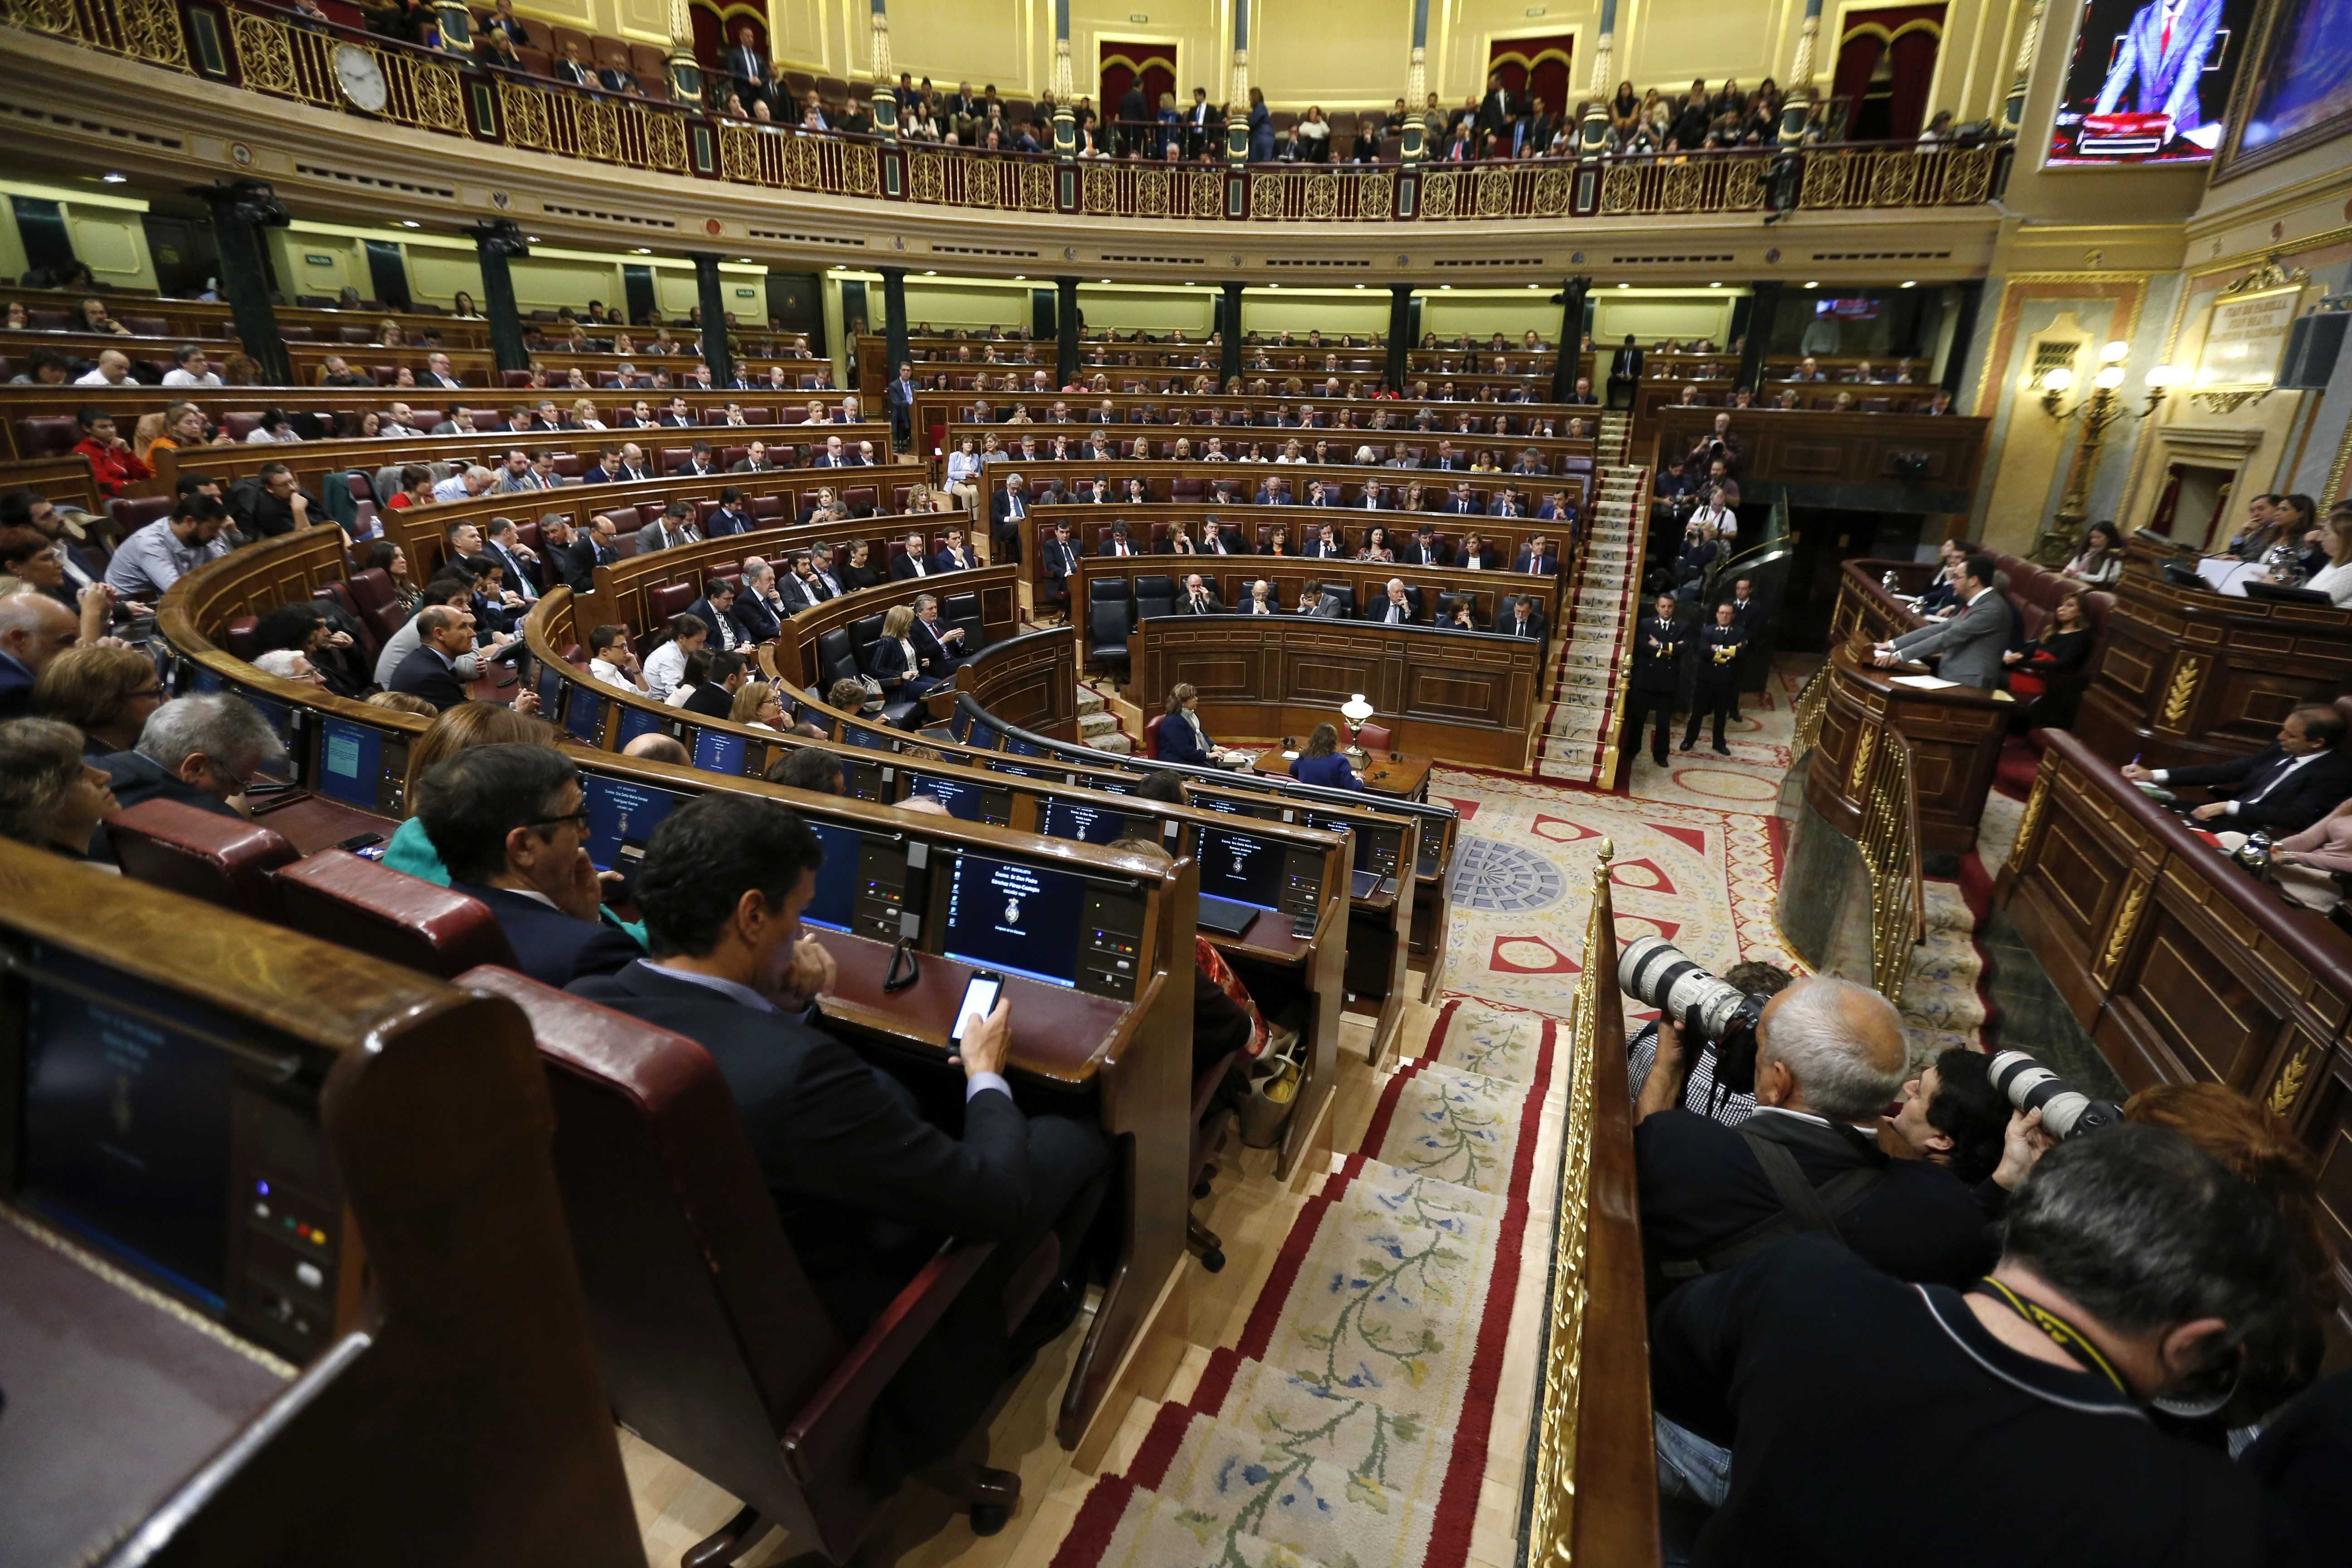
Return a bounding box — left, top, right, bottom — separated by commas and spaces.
453, 967, 859, 1554
16, 416, 81, 458
1144, 713, 1165, 759
105, 799, 298, 919
646, 579, 697, 625
1356, 722, 1393, 753
268, 852, 519, 979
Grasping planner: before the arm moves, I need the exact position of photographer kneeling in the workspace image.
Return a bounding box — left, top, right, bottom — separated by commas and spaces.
1636, 975, 2032, 1304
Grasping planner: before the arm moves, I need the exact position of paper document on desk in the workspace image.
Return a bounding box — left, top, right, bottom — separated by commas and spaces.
1890, 675, 1960, 690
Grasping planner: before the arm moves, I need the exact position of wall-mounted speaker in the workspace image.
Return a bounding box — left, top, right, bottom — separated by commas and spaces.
2277, 311, 2347, 391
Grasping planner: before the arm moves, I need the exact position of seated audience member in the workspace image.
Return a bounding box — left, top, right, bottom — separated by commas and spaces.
1176, 573, 1220, 614
388, 606, 480, 710
1289, 722, 1362, 790
911, 594, 968, 673
766, 745, 845, 795
685, 577, 749, 652
2001, 589, 2094, 725
73, 407, 152, 499
681, 650, 749, 720
98, 693, 287, 820
621, 732, 691, 766
104, 494, 232, 603
2122, 703, 2352, 834
641, 613, 708, 701
566, 792, 1108, 1482
2266, 796, 2352, 914
1513, 535, 1558, 575
1367, 578, 1416, 625
0, 717, 119, 860
1649, 1127, 2309, 1567
1158, 682, 1243, 766
414, 744, 643, 986
866, 605, 936, 712
32, 646, 164, 754
1635, 975, 2007, 1302
2063, 519, 2123, 588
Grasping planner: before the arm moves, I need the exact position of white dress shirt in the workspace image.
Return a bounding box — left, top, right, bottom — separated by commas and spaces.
643, 638, 690, 699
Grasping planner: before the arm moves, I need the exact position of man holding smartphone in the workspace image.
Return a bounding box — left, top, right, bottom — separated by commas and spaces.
568, 792, 1108, 1486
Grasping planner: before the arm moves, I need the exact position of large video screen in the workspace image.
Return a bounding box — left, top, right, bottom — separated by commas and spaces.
2048, 0, 2256, 165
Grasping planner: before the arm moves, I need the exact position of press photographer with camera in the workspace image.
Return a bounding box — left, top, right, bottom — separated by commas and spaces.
1630, 956, 2038, 1303
1649, 1127, 2311, 1568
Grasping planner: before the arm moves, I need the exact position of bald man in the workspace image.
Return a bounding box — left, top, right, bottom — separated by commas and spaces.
1632, 974, 2007, 1305
0, 595, 82, 718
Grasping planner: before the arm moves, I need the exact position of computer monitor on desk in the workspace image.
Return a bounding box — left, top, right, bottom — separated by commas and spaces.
803, 820, 914, 942
1195, 823, 1324, 933
313, 713, 411, 814
902, 769, 1012, 826
941, 850, 1151, 999
580, 770, 685, 875
3, 936, 347, 1364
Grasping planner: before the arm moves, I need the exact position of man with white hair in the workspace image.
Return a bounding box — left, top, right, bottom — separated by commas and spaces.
1371, 578, 1414, 625
1634, 974, 2009, 1303
422, 351, 465, 389
252, 648, 324, 686
0, 595, 83, 719
97, 692, 287, 819
433, 465, 496, 504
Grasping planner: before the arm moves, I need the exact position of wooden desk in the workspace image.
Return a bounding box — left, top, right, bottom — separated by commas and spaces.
1242, 747, 1434, 801
1134, 613, 1542, 771
1806, 640, 2009, 855
2077, 541, 2352, 771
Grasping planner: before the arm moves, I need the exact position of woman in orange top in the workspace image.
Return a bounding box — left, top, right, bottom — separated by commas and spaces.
139, 400, 223, 466
71, 407, 152, 498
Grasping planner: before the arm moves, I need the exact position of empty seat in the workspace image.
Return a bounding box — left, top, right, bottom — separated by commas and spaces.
1088, 594, 1133, 675
14, 416, 81, 458
269, 852, 519, 980
105, 799, 298, 919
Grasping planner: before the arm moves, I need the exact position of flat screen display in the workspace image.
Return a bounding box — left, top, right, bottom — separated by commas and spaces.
314, 717, 386, 809
903, 771, 1008, 825
1039, 799, 1141, 846
842, 724, 896, 751
692, 729, 746, 776
1197, 826, 1287, 910
564, 685, 606, 744
582, 773, 683, 872
535, 659, 566, 715
17, 942, 236, 1309
942, 853, 1084, 988
804, 821, 880, 934
2047, 0, 2255, 165
616, 705, 670, 750
1300, 810, 1372, 870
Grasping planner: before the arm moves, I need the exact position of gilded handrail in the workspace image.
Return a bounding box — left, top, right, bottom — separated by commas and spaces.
1856, 728, 1927, 1000
1789, 662, 1832, 755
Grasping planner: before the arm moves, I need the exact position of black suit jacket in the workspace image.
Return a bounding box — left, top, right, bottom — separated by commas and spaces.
1611, 347, 1645, 382
564, 960, 1037, 1475
685, 596, 747, 651
549, 538, 599, 592
388, 645, 469, 710
734, 589, 784, 643
1631, 616, 1684, 691
2164, 745, 2352, 833
682, 682, 737, 719
451, 881, 641, 988
97, 750, 242, 819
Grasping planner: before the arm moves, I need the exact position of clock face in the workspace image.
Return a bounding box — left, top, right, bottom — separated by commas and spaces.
333, 43, 390, 113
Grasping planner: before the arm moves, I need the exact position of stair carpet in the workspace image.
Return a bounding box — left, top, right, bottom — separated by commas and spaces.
1050, 1001, 1558, 1568
1075, 683, 1135, 754
1533, 410, 1646, 783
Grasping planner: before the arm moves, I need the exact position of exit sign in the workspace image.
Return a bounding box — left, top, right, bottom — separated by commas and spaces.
735, 286, 756, 297
304, 253, 334, 266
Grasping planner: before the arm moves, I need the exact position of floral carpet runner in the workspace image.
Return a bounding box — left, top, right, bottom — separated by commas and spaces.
1050, 1001, 1556, 1568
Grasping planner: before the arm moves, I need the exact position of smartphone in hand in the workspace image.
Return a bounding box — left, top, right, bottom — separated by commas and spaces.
951, 970, 1004, 1045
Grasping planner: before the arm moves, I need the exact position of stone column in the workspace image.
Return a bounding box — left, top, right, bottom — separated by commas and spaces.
878, 264, 910, 391
1226, 0, 1251, 165
464, 218, 532, 376
1550, 279, 1589, 402
1780, 0, 1822, 145
664, 0, 703, 108
1052, 0, 1076, 156
1057, 277, 1081, 390
1401, 0, 1429, 162
869, 0, 898, 132
191, 181, 292, 387
688, 252, 732, 386
1579, 0, 1617, 155
1220, 282, 1245, 386
1385, 284, 1414, 392
2003, 0, 2046, 134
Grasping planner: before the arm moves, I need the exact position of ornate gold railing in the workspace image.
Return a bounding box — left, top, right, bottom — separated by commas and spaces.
0, 0, 187, 70
2, 0, 2010, 221
1790, 661, 1832, 754
500, 79, 688, 172
229, 7, 466, 133
1854, 727, 1928, 1000
1528, 840, 1661, 1565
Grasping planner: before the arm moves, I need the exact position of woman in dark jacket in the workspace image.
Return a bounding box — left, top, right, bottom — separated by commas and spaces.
836, 539, 884, 593
2001, 589, 2095, 728
1289, 722, 1363, 790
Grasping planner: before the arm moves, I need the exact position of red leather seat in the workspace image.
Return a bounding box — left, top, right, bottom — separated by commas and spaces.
840, 486, 876, 512
220, 412, 263, 442
269, 853, 519, 979
1143, 713, 1165, 760
105, 799, 298, 918
15, 416, 81, 458
751, 495, 785, 520
646, 579, 697, 625
457, 966, 1055, 1564
108, 495, 172, 535
1356, 722, 1393, 753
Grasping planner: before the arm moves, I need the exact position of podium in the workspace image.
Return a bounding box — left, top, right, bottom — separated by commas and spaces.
1806, 639, 2011, 854
2076, 539, 2352, 771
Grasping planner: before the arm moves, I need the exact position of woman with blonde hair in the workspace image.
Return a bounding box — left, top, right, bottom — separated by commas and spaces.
570, 397, 605, 430
377, 318, 404, 347
381, 701, 559, 883
866, 604, 935, 712
729, 680, 785, 730
141, 400, 219, 465
0, 718, 118, 862
31, 646, 163, 755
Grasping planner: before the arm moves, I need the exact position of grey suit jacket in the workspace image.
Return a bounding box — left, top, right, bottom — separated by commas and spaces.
1891, 588, 2012, 689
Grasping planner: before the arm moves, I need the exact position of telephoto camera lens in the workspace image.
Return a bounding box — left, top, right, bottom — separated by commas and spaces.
1986, 1051, 2123, 1140
1619, 937, 1750, 1040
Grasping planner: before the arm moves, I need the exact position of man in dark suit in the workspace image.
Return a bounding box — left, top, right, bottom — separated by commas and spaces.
705, 488, 755, 538
1038, 524, 1079, 620
418, 745, 643, 987
1098, 522, 1139, 558
1682, 600, 1747, 755
2124, 704, 2352, 835
95, 692, 286, 821
567, 793, 1107, 1485
1501, 593, 1548, 644
658, 397, 696, 430
1367, 578, 1416, 625
1724, 576, 1772, 720
681, 650, 749, 719
685, 578, 750, 652
1254, 479, 1292, 507
1513, 536, 1560, 575
1298, 579, 1344, 618
1607, 334, 1644, 410
734, 562, 787, 642
1431, 441, 1464, 472
1878, 552, 2010, 690
911, 593, 970, 674
931, 529, 976, 574
888, 532, 934, 581
1301, 522, 1345, 560
1444, 482, 1484, 518
1358, 482, 1386, 511
1403, 524, 1450, 568
1623, 594, 1684, 765
581, 448, 622, 486
561, 514, 621, 588
1176, 573, 1221, 615
727, 25, 773, 112
387, 606, 476, 710
989, 473, 1029, 561
1116, 81, 1150, 157
1472, 69, 1516, 143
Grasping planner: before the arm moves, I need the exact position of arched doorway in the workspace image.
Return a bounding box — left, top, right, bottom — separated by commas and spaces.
1487, 35, 1573, 124
1099, 44, 1176, 124
1832, 4, 1944, 141
691, 0, 767, 76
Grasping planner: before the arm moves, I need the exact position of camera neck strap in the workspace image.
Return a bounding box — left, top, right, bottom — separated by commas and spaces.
1969, 1278, 2129, 1398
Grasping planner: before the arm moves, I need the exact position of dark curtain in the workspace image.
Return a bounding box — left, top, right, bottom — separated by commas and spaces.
691, 1, 765, 74
1832, 4, 1945, 141
1099, 47, 1176, 122
1488, 35, 1573, 118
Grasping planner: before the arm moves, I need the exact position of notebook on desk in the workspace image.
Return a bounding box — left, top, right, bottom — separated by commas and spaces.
1196, 895, 1261, 936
